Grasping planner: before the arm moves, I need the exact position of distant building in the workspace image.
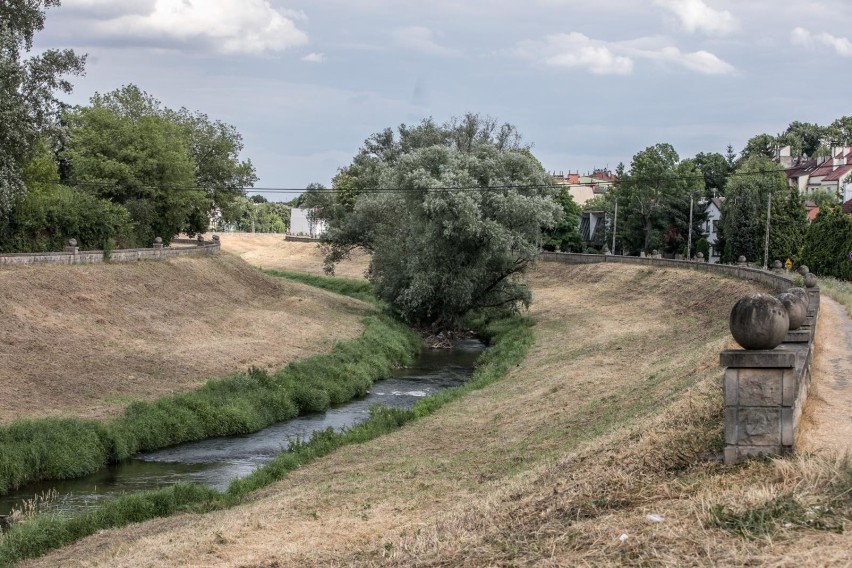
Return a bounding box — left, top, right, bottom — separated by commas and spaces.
702, 197, 724, 263
551, 168, 617, 207
289, 208, 326, 238
783, 145, 852, 200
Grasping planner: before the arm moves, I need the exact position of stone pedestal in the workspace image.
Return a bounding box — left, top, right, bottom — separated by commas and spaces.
722, 349, 797, 463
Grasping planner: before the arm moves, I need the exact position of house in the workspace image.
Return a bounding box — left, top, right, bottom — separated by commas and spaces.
784, 146, 852, 200
701, 197, 724, 263
551, 168, 617, 207
289, 208, 326, 238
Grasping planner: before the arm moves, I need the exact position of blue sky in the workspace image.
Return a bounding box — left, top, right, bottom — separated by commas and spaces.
34, 0, 852, 198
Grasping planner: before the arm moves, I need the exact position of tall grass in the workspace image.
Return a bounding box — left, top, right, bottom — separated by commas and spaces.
0, 313, 533, 567
818, 276, 852, 318
262, 269, 377, 304
0, 316, 420, 496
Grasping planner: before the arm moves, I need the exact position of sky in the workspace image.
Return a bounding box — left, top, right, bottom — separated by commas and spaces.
32, 0, 852, 199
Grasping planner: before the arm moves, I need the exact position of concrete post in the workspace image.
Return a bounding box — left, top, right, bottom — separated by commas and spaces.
722, 349, 796, 463
64, 238, 79, 254
152, 237, 163, 249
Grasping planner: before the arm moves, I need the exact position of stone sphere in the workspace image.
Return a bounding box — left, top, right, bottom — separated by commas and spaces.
778, 292, 807, 330
773, 260, 782, 269
798, 265, 809, 276
154, 236, 162, 244
697, 252, 704, 260
68, 238, 77, 247
652, 249, 658, 255
804, 273, 818, 288
738, 255, 747, 263
785, 287, 809, 308
729, 294, 789, 350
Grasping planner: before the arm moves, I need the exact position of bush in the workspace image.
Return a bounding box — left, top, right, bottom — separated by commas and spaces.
801, 206, 852, 280
1, 185, 136, 252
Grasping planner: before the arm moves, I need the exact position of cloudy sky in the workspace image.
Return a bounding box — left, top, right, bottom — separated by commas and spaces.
33, 0, 852, 197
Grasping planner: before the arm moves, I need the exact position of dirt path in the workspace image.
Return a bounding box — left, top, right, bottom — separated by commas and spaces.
799, 295, 852, 455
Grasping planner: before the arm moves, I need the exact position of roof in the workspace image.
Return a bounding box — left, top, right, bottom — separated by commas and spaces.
785, 158, 818, 179
809, 148, 852, 178
823, 164, 852, 182
843, 199, 852, 215
710, 197, 725, 210
807, 205, 820, 221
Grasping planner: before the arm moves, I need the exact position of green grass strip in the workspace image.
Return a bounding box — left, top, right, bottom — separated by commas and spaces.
0, 316, 420, 496
261, 269, 378, 305
0, 313, 533, 567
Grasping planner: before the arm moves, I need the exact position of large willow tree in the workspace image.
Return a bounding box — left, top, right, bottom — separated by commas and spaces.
317, 114, 562, 329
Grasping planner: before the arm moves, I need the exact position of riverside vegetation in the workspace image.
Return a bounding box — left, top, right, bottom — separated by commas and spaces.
20, 261, 849, 567
0, 270, 532, 566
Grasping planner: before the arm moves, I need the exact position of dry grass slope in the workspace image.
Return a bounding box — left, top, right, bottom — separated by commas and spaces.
23, 262, 849, 567
0, 254, 371, 424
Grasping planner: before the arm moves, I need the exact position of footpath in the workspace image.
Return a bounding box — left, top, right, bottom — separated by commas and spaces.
800, 295, 852, 455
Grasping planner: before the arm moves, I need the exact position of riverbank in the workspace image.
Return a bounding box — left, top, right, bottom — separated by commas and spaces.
21, 263, 850, 567
0, 254, 369, 424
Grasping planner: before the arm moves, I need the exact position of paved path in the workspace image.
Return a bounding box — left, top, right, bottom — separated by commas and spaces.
800, 295, 852, 455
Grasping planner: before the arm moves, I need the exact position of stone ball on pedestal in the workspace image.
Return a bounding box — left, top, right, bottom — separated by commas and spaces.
798, 265, 809, 276
804, 273, 818, 288
729, 293, 789, 350
777, 292, 807, 330
785, 287, 809, 308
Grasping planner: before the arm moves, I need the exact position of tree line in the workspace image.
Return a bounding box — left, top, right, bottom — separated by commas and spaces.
1, 2, 263, 252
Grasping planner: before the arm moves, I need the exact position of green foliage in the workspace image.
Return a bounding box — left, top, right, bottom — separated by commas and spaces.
262, 269, 375, 303
62, 85, 257, 244
721, 156, 789, 264
692, 151, 731, 196
801, 206, 852, 280
216, 196, 290, 233
612, 143, 705, 255
739, 133, 777, 162
319, 114, 561, 328
0, 184, 135, 252
0, 316, 419, 495
709, 493, 846, 540
695, 237, 710, 258
542, 187, 583, 252
778, 121, 827, 158
0, 0, 86, 218
826, 116, 852, 146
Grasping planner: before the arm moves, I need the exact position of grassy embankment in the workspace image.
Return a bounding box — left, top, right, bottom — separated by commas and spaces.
0, 270, 532, 566
23, 262, 850, 568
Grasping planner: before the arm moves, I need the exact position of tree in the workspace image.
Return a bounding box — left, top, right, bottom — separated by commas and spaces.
611, 143, 704, 254
542, 187, 582, 252
692, 151, 731, 196
63, 85, 256, 243
722, 156, 790, 264
320, 115, 561, 328
740, 133, 776, 162
801, 206, 852, 280
778, 121, 826, 157
0, 0, 85, 219
826, 116, 852, 146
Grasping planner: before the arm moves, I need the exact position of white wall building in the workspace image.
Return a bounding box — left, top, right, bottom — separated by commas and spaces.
289, 208, 327, 238
702, 197, 724, 264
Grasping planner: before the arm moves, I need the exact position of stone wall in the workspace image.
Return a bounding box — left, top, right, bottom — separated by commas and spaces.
0, 239, 220, 267
540, 252, 794, 292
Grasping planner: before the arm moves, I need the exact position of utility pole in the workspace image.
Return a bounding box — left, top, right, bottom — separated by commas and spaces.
612, 199, 618, 254
762, 190, 771, 270
687, 195, 693, 260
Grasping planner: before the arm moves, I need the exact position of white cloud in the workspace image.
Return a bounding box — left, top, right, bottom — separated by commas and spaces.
302, 52, 326, 63
654, 0, 739, 36
82, 0, 308, 55
791, 27, 852, 57
515, 32, 734, 76
535, 33, 633, 75
391, 26, 460, 57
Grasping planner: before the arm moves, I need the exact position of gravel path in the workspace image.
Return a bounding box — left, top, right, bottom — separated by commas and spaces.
800, 295, 852, 455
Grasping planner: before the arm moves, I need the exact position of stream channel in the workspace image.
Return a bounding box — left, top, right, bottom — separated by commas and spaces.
0, 339, 484, 517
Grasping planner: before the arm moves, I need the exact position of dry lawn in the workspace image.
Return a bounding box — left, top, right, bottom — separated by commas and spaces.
24, 263, 851, 567
0, 254, 371, 424
214, 233, 370, 279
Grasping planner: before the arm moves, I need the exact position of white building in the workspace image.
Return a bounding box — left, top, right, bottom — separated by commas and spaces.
289, 208, 327, 238
702, 197, 724, 264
